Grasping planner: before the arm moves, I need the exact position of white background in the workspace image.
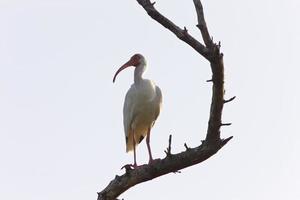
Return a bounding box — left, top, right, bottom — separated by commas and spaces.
0, 0, 299, 199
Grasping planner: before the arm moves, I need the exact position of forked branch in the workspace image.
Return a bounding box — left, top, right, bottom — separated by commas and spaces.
97, 1, 233, 199
136, 0, 211, 60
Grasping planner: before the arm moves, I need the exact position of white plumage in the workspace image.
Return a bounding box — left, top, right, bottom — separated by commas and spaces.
113, 54, 162, 167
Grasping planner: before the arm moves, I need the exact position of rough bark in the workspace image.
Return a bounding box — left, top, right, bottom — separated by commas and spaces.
97, 1, 234, 199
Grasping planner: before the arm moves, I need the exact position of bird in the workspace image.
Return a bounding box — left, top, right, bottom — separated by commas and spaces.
113, 53, 162, 168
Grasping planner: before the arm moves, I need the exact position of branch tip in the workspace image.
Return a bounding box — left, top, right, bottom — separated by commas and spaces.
224, 96, 236, 103
183, 26, 188, 34
165, 134, 173, 156
184, 143, 190, 151
221, 123, 232, 127
192, 0, 212, 47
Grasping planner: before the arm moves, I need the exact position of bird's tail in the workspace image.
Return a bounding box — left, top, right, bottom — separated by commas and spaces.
126, 132, 145, 152
126, 142, 135, 153
126, 132, 134, 152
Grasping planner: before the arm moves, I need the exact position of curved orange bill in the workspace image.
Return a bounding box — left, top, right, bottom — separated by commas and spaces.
113, 60, 134, 83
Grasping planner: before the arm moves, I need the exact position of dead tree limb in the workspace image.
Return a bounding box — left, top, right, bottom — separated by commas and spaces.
97, 1, 233, 199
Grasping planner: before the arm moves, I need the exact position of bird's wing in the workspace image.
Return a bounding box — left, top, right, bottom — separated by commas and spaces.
154, 85, 163, 121
123, 85, 136, 139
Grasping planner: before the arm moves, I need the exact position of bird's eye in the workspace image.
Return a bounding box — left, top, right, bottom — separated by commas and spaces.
131, 55, 140, 63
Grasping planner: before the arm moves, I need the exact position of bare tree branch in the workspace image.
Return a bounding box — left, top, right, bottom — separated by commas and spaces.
164, 134, 172, 157
224, 96, 236, 103
135, 0, 211, 60
97, 137, 232, 200
97, 0, 233, 199
193, 0, 213, 47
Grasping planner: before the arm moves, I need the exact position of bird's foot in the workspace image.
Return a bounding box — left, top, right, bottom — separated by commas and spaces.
121, 163, 139, 171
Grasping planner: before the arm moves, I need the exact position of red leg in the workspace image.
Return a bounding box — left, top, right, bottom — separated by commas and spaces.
132, 131, 137, 168
146, 127, 153, 164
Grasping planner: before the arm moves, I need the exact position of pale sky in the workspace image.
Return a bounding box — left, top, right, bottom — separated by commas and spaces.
0, 0, 299, 199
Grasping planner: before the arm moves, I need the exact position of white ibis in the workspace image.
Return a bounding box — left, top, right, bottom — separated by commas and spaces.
113, 54, 162, 167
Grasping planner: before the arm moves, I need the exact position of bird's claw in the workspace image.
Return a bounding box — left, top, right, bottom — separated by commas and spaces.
121, 163, 138, 171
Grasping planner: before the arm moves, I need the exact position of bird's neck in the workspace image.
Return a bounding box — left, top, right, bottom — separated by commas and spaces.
134, 64, 147, 84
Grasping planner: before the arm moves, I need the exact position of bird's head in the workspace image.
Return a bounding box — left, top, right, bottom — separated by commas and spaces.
113, 54, 146, 83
